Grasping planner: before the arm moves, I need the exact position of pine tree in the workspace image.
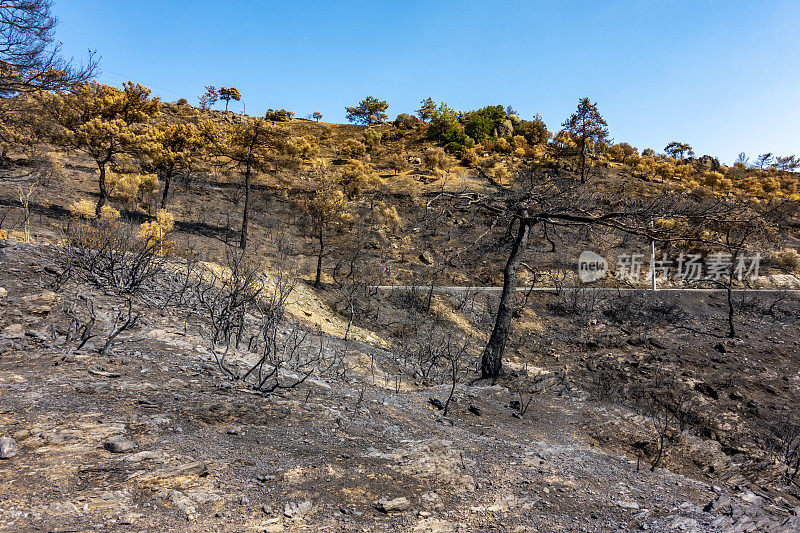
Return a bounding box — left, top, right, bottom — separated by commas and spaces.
300, 160, 352, 287
143, 122, 201, 209
562, 98, 609, 183
345, 96, 388, 125
416, 97, 436, 122
218, 87, 241, 112
39, 81, 160, 214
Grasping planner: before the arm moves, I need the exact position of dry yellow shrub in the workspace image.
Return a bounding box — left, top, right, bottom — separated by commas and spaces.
139, 210, 175, 247
771, 248, 800, 273
69, 199, 97, 219
108, 171, 159, 203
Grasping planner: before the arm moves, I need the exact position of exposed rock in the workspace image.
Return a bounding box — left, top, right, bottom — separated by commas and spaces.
617, 500, 640, 510
0, 436, 17, 458
703, 494, 732, 515
494, 119, 514, 138
419, 251, 435, 265
668, 516, 699, 531
376, 497, 410, 513
0, 287, 7, 301
695, 155, 721, 172
169, 490, 197, 520
21, 290, 58, 315
103, 435, 138, 453
0, 323, 24, 339
119, 512, 143, 525
186, 488, 221, 504
284, 499, 312, 518
47, 501, 79, 515
122, 450, 160, 462
737, 490, 764, 506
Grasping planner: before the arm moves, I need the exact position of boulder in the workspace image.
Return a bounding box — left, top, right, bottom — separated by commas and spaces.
0, 436, 17, 459
494, 119, 514, 138
169, 490, 197, 521
695, 155, 721, 172
703, 494, 732, 515
21, 290, 59, 315
103, 435, 138, 453
376, 497, 410, 513
284, 499, 312, 518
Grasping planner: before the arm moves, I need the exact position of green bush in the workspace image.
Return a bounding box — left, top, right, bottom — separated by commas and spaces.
444, 142, 462, 155
427, 102, 466, 146
464, 105, 506, 142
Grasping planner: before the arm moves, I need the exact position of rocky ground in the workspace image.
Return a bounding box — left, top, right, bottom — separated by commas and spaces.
2, 243, 800, 531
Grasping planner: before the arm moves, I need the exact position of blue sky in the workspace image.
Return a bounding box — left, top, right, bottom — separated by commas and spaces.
53, 0, 799, 164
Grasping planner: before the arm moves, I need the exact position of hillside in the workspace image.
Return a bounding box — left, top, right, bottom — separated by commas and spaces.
1, 241, 799, 532
2, 102, 800, 532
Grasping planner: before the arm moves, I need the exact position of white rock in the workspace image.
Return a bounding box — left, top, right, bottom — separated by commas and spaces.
0, 436, 17, 459
103, 436, 138, 453
376, 497, 410, 513
617, 500, 640, 510
284, 499, 313, 518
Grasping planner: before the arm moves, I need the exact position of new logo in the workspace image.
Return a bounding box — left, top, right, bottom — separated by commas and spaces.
578, 251, 607, 283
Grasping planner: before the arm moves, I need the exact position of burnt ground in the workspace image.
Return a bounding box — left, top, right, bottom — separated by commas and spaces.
2, 244, 800, 532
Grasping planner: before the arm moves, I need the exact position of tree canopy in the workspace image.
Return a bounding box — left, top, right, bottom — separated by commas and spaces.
39, 81, 161, 214
562, 97, 609, 183
345, 96, 388, 125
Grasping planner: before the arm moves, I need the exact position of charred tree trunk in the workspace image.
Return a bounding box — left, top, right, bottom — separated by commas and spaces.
579, 140, 587, 184
96, 163, 107, 216
481, 213, 531, 378
160, 167, 174, 209
240, 162, 251, 250
727, 286, 736, 338
314, 227, 324, 288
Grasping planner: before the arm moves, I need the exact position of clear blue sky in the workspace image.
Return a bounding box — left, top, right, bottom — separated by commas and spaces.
53, 0, 799, 164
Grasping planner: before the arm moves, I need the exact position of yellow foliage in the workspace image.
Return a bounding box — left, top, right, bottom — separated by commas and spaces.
524, 144, 547, 160
493, 138, 512, 153
374, 201, 401, 227
70, 199, 97, 219
340, 159, 380, 197
491, 164, 511, 184
423, 147, 450, 176
762, 177, 780, 194
461, 148, 479, 168
99, 205, 120, 221
362, 128, 381, 148
108, 171, 158, 203
139, 210, 175, 246
287, 135, 318, 159
340, 139, 366, 159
